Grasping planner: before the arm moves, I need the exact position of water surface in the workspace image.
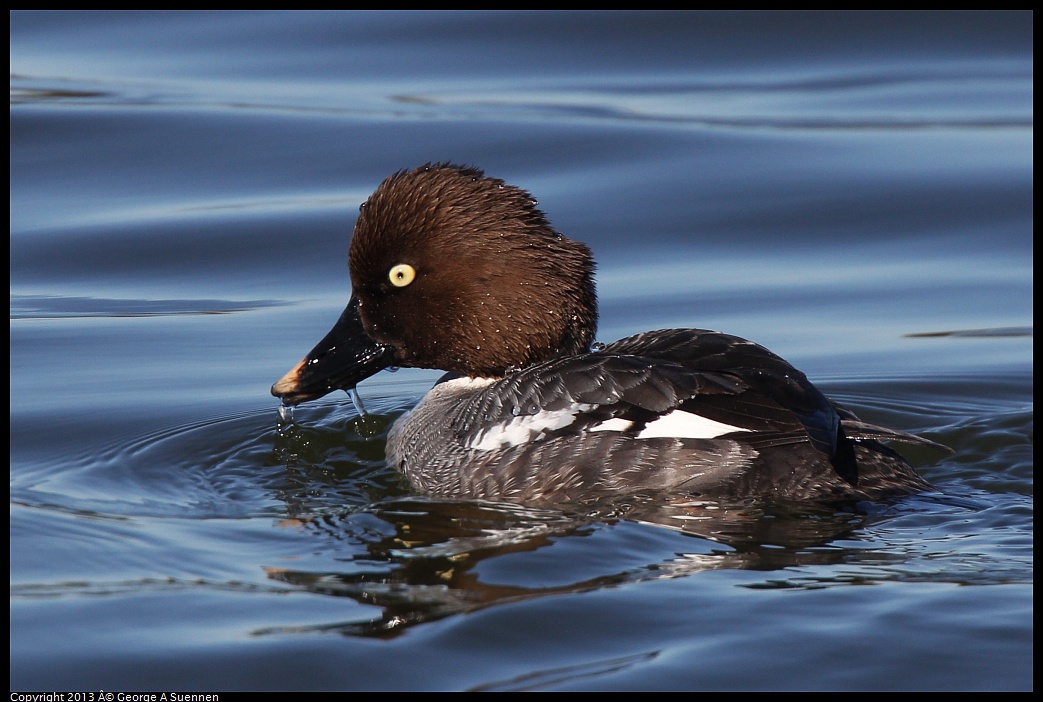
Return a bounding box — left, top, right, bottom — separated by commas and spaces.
10, 11, 1032, 691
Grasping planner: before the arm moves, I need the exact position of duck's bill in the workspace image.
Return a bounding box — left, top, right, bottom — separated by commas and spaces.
271, 296, 394, 406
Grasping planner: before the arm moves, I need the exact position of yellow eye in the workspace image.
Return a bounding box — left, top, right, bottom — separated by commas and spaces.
388, 263, 416, 288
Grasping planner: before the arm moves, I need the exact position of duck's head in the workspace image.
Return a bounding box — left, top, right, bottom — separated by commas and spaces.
272, 163, 597, 406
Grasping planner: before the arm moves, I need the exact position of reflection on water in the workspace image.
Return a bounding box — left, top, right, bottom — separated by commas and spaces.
10, 293, 281, 319
259, 487, 987, 639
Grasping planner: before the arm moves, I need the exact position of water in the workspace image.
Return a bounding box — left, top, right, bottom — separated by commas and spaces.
10, 11, 1032, 691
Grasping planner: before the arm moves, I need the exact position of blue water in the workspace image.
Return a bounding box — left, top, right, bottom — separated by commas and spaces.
10, 11, 1032, 691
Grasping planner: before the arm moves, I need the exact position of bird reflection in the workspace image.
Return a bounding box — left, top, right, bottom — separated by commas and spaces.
260, 493, 887, 638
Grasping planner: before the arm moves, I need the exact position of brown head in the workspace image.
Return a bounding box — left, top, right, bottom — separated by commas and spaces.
348, 163, 597, 377
273, 163, 598, 404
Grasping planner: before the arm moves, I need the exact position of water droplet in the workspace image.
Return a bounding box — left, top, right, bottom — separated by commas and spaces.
277, 403, 294, 423
347, 388, 368, 417
354, 415, 381, 438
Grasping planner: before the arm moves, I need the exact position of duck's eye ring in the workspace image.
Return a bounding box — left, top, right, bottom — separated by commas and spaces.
388, 263, 416, 288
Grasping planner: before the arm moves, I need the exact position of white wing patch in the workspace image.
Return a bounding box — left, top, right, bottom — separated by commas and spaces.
470, 404, 597, 450
589, 417, 635, 433
469, 403, 749, 451
636, 409, 749, 439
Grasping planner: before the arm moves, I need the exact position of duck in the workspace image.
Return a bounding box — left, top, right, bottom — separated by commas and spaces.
272, 163, 944, 505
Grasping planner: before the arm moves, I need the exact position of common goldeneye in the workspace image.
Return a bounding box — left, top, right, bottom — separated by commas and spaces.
273, 163, 944, 503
